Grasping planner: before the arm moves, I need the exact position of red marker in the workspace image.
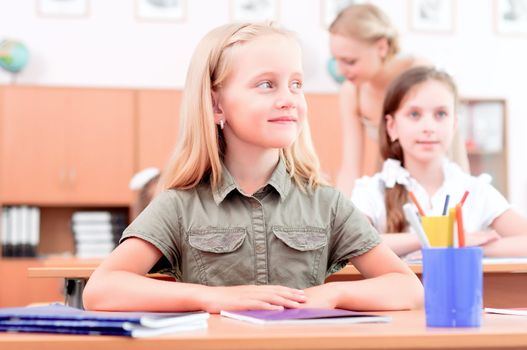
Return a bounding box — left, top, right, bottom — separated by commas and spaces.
459, 191, 469, 206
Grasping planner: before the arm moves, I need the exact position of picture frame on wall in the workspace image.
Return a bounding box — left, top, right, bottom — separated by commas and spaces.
409, 0, 454, 33
36, 0, 89, 18
135, 0, 185, 22
495, 0, 527, 36
321, 0, 366, 29
230, 0, 278, 22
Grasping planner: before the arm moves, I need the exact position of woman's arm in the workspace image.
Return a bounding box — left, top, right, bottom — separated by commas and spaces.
302, 243, 423, 311
484, 208, 527, 256
83, 238, 307, 312
335, 81, 363, 196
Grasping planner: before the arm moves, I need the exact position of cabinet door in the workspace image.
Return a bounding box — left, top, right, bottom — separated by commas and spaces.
0, 86, 68, 204
305, 94, 342, 181
66, 89, 134, 205
137, 90, 181, 170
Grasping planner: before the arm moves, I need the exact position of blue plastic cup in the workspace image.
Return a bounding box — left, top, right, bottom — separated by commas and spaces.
422, 247, 483, 327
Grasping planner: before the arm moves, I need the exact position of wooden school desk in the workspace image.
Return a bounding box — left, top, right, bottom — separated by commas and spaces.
28, 259, 527, 309
326, 259, 527, 308
1, 311, 527, 350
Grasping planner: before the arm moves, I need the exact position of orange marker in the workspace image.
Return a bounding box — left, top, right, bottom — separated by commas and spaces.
456, 203, 465, 248
408, 191, 425, 216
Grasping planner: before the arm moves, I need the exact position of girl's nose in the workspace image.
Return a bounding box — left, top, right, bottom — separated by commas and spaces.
421, 115, 437, 134
336, 60, 347, 76
275, 90, 296, 110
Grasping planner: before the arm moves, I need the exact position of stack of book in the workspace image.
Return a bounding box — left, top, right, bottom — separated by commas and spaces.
0, 205, 40, 257
0, 304, 209, 337
71, 211, 127, 259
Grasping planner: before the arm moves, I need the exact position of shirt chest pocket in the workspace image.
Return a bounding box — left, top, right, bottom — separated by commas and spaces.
187, 228, 253, 285
271, 226, 328, 287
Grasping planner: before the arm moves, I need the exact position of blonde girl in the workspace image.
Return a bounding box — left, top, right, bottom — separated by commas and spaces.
84, 22, 422, 313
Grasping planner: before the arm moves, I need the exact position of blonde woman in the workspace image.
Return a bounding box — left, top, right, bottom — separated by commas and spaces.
329, 4, 469, 195
83, 22, 422, 313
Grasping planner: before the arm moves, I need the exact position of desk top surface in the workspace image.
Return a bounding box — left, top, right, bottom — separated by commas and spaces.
1, 311, 527, 350
27, 260, 527, 279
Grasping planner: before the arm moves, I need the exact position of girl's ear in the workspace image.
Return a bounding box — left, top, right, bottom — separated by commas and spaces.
385, 114, 398, 142
375, 38, 389, 61
211, 91, 224, 124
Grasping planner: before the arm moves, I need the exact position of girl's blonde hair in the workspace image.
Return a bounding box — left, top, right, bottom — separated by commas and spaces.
379, 67, 458, 232
161, 22, 327, 192
329, 4, 400, 60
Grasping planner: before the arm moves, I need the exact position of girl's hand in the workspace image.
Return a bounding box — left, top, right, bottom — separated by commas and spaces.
201, 285, 307, 313
299, 283, 340, 309
465, 230, 501, 247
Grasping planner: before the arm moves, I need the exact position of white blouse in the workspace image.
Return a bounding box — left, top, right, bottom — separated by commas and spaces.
351, 159, 510, 234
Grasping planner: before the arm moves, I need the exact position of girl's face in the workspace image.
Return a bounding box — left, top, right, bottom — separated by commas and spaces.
214, 34, 306, 151
329, 34, 387, 85
386, 80, 456, 164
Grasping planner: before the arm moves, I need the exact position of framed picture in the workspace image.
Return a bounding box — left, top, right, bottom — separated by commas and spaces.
230, 0, 278, 22
135, 0, 185, 22
409, 0, 454, 33
495, 0, 527, 36
36, 0, 89, 18
321, 0, 366, 29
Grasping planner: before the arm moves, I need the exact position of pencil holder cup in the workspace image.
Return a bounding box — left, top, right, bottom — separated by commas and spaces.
422, 247, 483, 327
421, 215, 453, 247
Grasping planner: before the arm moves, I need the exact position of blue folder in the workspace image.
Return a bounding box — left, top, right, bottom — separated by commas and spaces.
0, 304, 209, 337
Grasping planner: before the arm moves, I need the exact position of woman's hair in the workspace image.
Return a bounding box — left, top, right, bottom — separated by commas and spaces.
160, 22, 327, 192
329, 4, 400, 60
379, 66, 458, 232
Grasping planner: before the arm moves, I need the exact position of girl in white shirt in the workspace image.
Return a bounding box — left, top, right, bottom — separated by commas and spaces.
352, 67, 527, 257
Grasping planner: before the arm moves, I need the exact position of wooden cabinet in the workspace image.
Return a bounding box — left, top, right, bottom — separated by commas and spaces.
136, 89, 181, 170
0, 86, 134, 206
0, 259, 63, 307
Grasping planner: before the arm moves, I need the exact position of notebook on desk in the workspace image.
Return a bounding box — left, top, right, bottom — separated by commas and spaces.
484, 307, 527, 316
220, 308, 391, 325
0, 304, 209, 337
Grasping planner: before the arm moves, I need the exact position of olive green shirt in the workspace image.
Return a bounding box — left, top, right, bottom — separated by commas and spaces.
121, 160, 380, 289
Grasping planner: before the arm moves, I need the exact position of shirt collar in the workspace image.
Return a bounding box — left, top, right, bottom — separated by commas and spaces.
212, 158, 291, 205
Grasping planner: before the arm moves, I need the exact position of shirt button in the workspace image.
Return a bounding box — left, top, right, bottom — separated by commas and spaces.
255, 244, 265, 254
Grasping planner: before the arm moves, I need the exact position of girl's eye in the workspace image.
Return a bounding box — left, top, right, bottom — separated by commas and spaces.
409, 111, 420, 119
436, 111, 448, 119
291, 80, 303, 90
342, 58, 357, 65
257, 81, 272, 89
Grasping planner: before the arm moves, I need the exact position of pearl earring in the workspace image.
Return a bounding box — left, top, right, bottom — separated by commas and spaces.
219, 120, 224, 130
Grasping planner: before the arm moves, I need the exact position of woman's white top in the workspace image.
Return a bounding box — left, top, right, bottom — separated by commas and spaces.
351, 158, 510, 234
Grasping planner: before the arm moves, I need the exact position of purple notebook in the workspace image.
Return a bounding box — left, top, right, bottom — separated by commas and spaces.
220, 308, 390, 325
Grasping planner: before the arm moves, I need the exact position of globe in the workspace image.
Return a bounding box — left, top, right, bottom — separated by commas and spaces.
0, 40, 29, 73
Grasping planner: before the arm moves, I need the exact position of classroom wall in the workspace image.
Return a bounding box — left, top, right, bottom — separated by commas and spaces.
1, 0, 527, 214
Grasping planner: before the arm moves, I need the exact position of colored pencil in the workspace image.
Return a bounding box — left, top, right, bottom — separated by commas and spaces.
442, 194, 450, 216
408, 191, 425, 216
